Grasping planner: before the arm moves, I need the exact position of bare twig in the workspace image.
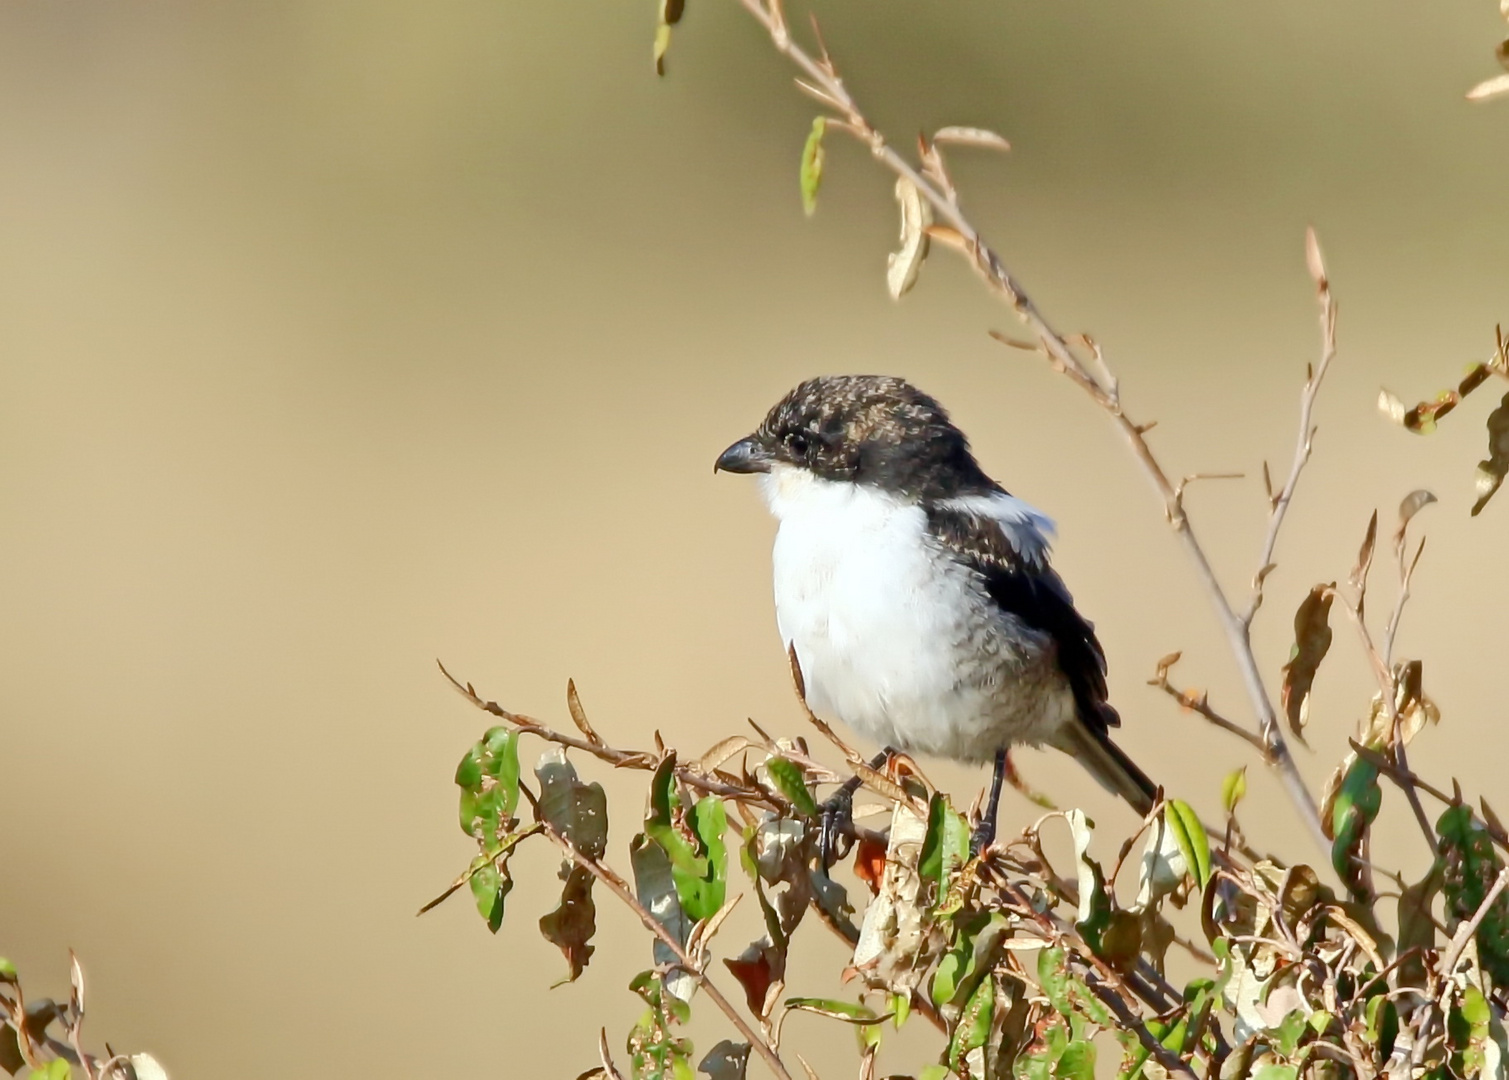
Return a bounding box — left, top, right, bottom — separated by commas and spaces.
1147, 675, 1268, 754
439, 660, 781, 808
727, 0, 1327, 856
1242, 234, 1337, 626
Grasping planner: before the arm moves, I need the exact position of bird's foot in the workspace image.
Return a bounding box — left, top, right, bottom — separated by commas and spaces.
968, 816, 995, 860
817, 786, 856, 871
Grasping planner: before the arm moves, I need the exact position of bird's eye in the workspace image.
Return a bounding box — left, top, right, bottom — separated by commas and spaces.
785, 431, 811, 456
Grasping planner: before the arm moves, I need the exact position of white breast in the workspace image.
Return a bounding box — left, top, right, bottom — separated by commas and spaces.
758, 466, 1073, 763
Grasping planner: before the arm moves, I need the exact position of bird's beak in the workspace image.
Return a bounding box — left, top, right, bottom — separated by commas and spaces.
714, 435, 773, 475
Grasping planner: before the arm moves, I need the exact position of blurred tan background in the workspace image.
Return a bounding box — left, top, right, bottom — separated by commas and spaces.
1, 0, 1506, 1076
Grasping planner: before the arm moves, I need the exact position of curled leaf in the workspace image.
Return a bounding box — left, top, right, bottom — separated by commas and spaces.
1280, 584, 1335, 745
1471, 391, 1509, 515
1304, 226, 1326, 289
1328, 753, 1382, 899
799, 117, 826, 217
1396, 489, 1438, 540
538, 865, 597, 983
1351, 510, 1378, 592
932, 125, 1011, 151
886, 177, 932, 300
652, 0, 685, 76
763, 756, 818, 817
1221, 767, 1248, 815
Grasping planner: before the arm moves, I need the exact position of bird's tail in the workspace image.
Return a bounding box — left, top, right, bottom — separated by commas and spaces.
1058, 722, 1158, 817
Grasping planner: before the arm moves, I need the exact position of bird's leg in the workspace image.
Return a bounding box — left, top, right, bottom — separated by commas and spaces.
970, 748, 1008, 858
818, 747, 894, 871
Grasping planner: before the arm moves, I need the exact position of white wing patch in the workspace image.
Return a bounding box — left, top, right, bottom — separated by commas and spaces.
935, 492, 1055, 566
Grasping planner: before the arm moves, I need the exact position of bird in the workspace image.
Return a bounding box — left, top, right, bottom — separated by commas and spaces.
714, 374, 1156, 858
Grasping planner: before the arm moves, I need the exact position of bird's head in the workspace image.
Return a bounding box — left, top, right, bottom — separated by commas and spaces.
714, 375, 989, 502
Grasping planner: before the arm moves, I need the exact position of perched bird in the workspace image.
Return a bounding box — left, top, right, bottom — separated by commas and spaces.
715, 375, 1156, 856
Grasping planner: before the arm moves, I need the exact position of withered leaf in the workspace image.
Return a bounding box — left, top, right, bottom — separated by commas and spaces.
1280, 584, 1335, 744
1351, 511, 1378, 593
539, 865, 597, 983
566, 679, 603, 746
1395, 489, 1437, 542
698, 1041, 751, 1080
1305, 226, 1327, 288
724, 937, 783, 1018
853, 836, 887, 896
886, 177, 932, 300
932, 126, 1011, 151
652, 0, 685, 76
1470, 391, 1509, 515
1468, 73, 1509, 101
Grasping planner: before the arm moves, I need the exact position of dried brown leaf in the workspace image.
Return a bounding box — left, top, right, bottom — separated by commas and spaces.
566, 679, 603, 746
1280, 584, 1335, 744
1304, 226, 1327, 289
932, 125, 1011, 151
1395, 489, 1437, 541
692, 736, 752, 775
538, 865, 597, 983
1378, 388, 1408, 425
886, 177, 932, 300
1468, 73, 1509, 100
1351, 511, 1378, 593
1471, 391, 1509, 515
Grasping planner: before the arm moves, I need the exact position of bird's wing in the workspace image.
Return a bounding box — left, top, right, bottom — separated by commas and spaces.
925, 497, 1119, 737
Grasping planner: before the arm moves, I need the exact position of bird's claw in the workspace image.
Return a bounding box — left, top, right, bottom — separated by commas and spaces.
817, 786, 856, 871
968, 816, 995, 860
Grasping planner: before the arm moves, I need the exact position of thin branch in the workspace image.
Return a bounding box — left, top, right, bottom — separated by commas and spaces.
538, 817, 797, 1080
728, 0, 1327, 857
439, 660, 780, 808
1242, 241, 1337, 626
1147, 676, 1268, 754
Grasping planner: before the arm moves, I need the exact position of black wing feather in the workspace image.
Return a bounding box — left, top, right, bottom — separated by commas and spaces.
925, 504, 1119, 737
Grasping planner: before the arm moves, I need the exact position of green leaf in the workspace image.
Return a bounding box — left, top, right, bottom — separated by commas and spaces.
918, 793, 970, 894
799, 117, 826, 217
644, 755, 726, 922
1056, 1041, 1096, 1080
1438, 804, 1509, 983
764, 757, 817, 817
454, 745, 483, 789
1250, 1067, 1298, 1080
1037, 945, 1071, 1017
1221, 767, 1247, 814
652, 0, 685, 77
946, 974, 994, 1074
1330, 755, 1383, 898
0, 958, 15, 982
918, 1067, 950, 1080
468, 858, 508, 932
456, 728, 520, 840
1164, 799, 1212, 889
36, 1062, 73, 1080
